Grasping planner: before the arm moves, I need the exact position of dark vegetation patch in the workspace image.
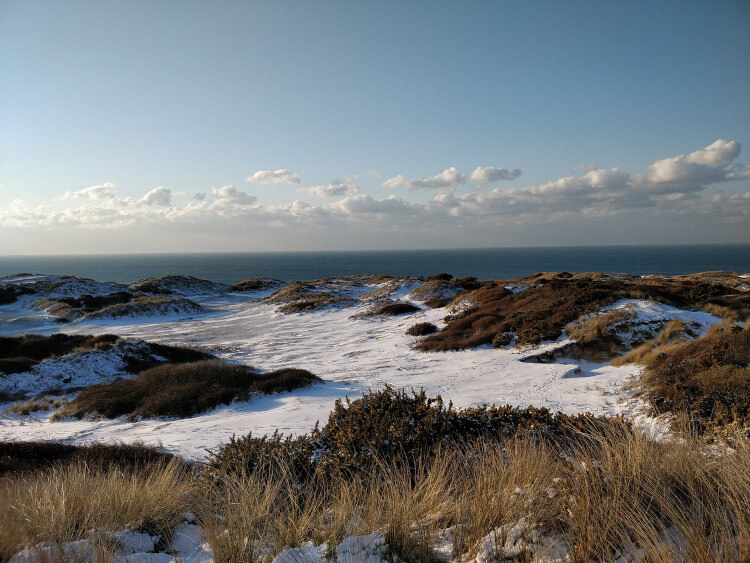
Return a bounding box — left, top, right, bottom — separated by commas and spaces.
373, 302, 421, 316
229, 277, 284, 292
56, 292, 134, 313
417, 274, 749, 351
0, 285, 33, 306
0, 440, 176, 477
208, 387, 631, 480
642, 323, 750, 432
58, 360, 321, 420
406, 322, 438, 336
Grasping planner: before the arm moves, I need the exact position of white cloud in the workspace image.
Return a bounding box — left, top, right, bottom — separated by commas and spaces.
382, 167, 466, 190
470, 166, 522, 184
246, 169, 301, 184
302, 181, 360, 198
643, 139, 746, 193
210, 186, 257, 206
140, 187, 172, 207
61, 182, 117, 200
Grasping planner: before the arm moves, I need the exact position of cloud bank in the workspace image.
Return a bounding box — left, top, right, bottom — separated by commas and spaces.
2, 140, 747, 252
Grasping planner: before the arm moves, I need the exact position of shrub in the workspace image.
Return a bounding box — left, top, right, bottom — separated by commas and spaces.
59, 360, 321, 420
406, 322, 438, 336
641, 323, 750, 430
229, 277, 283, 292
374, 302, 420, 316
209, 387, 631, 479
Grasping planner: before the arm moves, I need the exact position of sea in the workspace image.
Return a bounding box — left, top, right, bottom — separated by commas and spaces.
0, 245, 748, 285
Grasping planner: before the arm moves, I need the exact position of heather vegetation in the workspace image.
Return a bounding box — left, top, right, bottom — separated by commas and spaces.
641, 322, 750, 432
418, 273, 749, 351
57, 360, 321, 420
406, 322, 438, 336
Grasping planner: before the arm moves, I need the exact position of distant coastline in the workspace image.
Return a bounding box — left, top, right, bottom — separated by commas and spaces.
1, 244, 748, 284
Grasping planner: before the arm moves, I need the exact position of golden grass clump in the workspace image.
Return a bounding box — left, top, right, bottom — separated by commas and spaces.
0, 459, 191, 560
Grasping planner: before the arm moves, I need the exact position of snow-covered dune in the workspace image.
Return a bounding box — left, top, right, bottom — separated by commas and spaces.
0, 273, 723, 459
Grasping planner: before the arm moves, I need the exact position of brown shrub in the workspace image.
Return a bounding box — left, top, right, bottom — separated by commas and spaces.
374, 302, 421, 316
417, 274, 749, 352
406, 322, 438, 336
641, 324, 750, 430
59, 360, 321, 420
229, 277, 284, 292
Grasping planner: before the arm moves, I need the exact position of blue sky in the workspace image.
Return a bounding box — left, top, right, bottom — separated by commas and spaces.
1, 1, 748, 253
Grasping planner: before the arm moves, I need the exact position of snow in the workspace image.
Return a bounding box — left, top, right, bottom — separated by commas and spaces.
0, 274, 128, 299
0, 341, 153, 398
0, 278, 723, 459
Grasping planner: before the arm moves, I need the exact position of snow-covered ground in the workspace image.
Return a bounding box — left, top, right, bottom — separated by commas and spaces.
0, 279, 722, 460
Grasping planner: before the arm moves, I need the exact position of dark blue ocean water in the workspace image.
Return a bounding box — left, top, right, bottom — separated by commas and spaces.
1, 245, 748, 285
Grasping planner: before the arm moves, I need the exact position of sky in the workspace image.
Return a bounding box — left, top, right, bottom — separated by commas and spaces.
0, 0, 748, 255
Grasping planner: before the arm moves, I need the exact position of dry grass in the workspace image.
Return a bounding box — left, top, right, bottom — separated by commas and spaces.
1, 429, 748, 561
57, 360, 321, 420
703, 302, 741, 321
194, 430, 750, 561
0, 459, 191, 560
6, 395, 68, 416
564, 305, 636, 343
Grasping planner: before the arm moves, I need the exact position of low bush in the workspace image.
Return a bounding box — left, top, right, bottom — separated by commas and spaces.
208, 387, 630, 479
59, 360, 321, 420
642, 323, 750, 431
406, 322, 438, 336
229, 277, 283, 292
374, 302, 421, 316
